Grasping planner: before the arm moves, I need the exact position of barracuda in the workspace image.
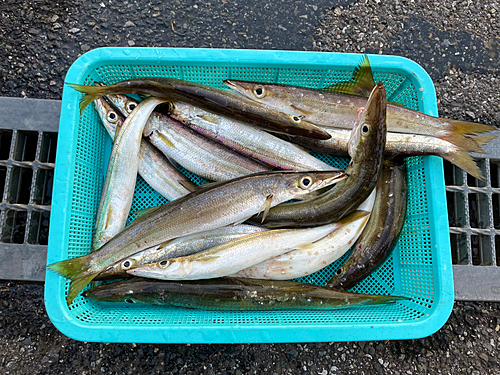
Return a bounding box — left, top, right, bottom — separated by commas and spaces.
48, 169, 346, 305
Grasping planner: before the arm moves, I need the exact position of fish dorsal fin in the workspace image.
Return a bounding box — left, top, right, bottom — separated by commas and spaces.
290, 104, 316, 117
324, 55, 375, 97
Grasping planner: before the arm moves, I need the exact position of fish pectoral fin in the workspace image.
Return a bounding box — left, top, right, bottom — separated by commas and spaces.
290, 104, 316, 117
198, 114, 220, 124
132, 206, 161, 221
258, 194, 274, 223
113, 124, 122, 142
324, 55, 375, 97
294, 243, 314, 250
190, 180, 227, 191
104, 206, 113, 230
158, 239, 175, 249
156, 131, 176, 149
179, 180, 198, 192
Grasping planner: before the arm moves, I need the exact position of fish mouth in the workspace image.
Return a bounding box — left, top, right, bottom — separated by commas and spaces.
223, 79, 249, 97
364, 82, 387, 126
126, 267, 148, 277
319, 171, 348, 189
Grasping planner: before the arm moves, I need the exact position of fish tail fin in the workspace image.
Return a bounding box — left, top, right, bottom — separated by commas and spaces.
66, 271, 100, 306
442, 150, 484, 181
470, 134, 498, 154
67, 83, 107, 115
47, 254, 98, 305
440, 120, 498, 153
449, 119, 497, 136
442, 133, 485, 154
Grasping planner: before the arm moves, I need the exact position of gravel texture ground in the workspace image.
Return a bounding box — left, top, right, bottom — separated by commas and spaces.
1, 0, 500, 374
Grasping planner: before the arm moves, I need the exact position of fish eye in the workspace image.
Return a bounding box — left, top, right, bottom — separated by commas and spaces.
290, 115, 302, 123
121, 259, 134, 270
124, 298, 136, 304
336, 268, 342, 275
253, 85, 266, 98
299, 176, 313, 189
361, 125, 370, 135
127, 102, 137, 112
107, 111, 118, 123
159, 260, 169, 268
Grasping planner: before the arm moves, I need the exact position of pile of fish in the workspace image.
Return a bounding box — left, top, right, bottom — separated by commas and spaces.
48, 56, 497, 311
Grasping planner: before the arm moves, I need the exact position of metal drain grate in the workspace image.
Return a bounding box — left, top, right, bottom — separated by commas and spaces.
0, 97, 60, 282
445, 138, 500, 301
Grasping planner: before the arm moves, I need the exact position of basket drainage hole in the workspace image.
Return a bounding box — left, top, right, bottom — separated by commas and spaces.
13, 130, 38, 162
2, 210, 27, 244
8, 167, 33, 204
0, 129, 13, 160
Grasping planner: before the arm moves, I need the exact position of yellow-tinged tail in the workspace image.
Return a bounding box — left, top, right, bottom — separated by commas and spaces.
470, 134, 498, 153
443, 119, 498, 152
442, 150, 484, 181
67, 83, 108, 115
450, 119, 497, 136
47, 254, 99, 306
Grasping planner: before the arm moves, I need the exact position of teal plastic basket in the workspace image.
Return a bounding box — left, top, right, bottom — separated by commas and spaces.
44, 48, 454, 343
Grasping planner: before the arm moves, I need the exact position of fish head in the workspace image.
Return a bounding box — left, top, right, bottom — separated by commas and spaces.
169, 101, 193, 121
224, 79, 288, 108
224, 80, 270, 101
99, 253, 144, 279
347, 82, 387, 162
93, 97, 124, 138
105, 93, 139, 117
126, 259, 187, 279
281, 170, 348, 199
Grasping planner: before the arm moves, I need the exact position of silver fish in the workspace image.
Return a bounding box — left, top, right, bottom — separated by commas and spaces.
94, 97, 196, 202
96, 224, 268, 280
127, 223, 341, 280
169, 101, 335, 171
92, 97, 166, 252
232, 190, 375, 280
146, 113, 272, 181
48, 170, 347, 305
284, 118, 486, 181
